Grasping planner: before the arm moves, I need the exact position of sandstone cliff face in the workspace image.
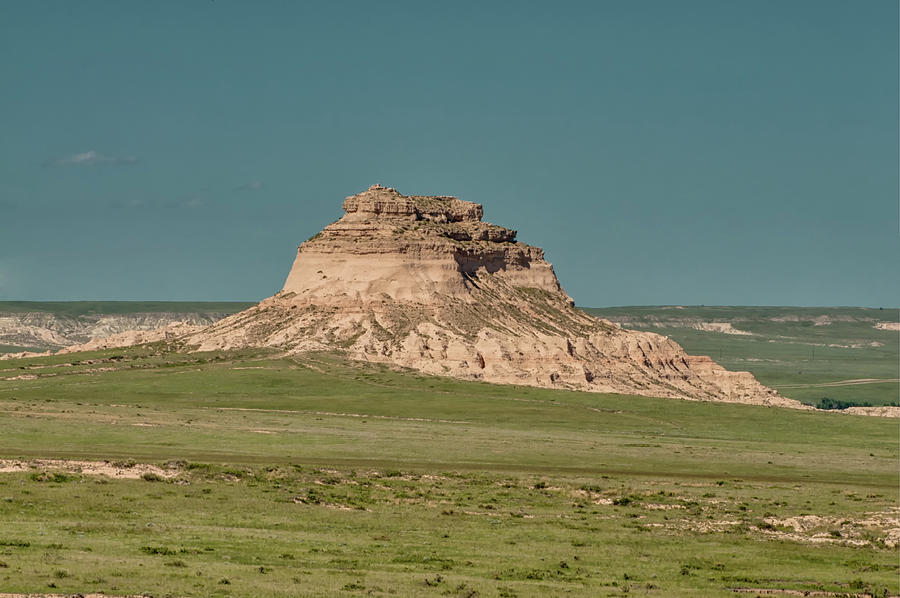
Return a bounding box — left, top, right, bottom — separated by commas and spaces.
185, 185, 803, 409
281, 185, 564, 304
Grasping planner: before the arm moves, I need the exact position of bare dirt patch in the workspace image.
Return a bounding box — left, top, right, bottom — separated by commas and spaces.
643, 502, 685, 510
752, 508, 899, 548
841, 405, 900, 418
655, 509, 899, 548
692, 322, 753, 335
0, 459, 180, 480
731, 590, 898, 597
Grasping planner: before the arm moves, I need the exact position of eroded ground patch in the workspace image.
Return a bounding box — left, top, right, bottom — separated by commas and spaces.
0, 459, 180, 480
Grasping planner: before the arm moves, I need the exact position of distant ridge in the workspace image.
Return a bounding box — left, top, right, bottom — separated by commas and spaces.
0, 301, 252, 352
0, 301, 256, 316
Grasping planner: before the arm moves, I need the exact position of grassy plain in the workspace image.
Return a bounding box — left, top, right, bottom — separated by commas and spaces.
0, 346, 897, 597
584, 306, 899, 407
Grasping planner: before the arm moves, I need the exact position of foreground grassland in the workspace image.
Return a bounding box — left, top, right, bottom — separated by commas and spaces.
0, 347, 897, 597
584, 306, 899, 408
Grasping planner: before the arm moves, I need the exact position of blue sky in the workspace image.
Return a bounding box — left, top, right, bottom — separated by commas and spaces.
1, 1, 897, 307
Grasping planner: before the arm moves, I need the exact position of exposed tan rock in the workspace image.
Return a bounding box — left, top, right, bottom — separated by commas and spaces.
0, 311, 231, 352
281, 185, 562, 303
0, 458, 180, 480
181, 184, 803, 409
0, 350, 52, 361
692, 322, 752, 335
841, 405, 900, 418
58, 321, 204, 354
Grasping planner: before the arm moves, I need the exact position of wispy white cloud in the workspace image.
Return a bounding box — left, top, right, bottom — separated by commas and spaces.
45, 150, 138, 167
235, 181, 264, 191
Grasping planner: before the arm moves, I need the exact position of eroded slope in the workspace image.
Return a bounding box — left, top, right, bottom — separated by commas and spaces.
185, 185, 798, 407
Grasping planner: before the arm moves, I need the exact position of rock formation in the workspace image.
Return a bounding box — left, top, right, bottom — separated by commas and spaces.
184, 185, 803, 408
0, 310, 236, 353
58, 322, 205, 355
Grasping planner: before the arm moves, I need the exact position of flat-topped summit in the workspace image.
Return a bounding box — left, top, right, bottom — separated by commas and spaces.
283, 184, 562, 302
342, 184, 485, 223
183, 185, 802, 408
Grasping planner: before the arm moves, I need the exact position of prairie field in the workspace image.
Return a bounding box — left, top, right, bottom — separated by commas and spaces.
584, 306, 899, 408
0, 345, 896, 597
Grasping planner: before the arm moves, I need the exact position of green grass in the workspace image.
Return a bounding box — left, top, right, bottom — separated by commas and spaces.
0, 300, 256, 316
0, 344, 42, 354
583, 306, 899, 407
0, 347, 896, 597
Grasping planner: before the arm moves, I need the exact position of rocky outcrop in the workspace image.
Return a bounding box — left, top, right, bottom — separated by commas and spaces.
0, 311, 238, 353
58, 322, 205, 354
182, 185, 803, 409
281, 185, 566, 304
0, 350, 52, 361
841, 405, 900, 418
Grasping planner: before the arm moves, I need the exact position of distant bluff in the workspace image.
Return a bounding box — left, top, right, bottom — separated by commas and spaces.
185, 185, 802, 408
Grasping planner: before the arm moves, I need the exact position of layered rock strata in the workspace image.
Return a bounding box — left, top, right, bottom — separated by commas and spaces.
0, 311, 231, 352
184, 185, 801, 408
